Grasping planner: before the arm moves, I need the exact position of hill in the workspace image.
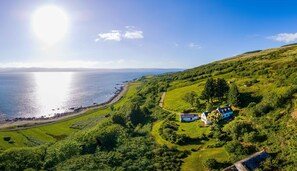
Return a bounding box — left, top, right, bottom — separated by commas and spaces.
0, 44, 297, 171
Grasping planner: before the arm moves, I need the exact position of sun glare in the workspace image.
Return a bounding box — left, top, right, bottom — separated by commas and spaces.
32, 5, 69, 45
34, 72, 73, 117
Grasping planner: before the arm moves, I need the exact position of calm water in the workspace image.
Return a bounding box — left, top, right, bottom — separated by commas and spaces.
0, 69, 175, 119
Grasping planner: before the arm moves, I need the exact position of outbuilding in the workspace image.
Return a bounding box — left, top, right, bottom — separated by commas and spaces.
179, 114, 199, 122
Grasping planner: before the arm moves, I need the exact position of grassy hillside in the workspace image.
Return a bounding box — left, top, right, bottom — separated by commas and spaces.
0, 45, 297, 171
158, 44, 297, 170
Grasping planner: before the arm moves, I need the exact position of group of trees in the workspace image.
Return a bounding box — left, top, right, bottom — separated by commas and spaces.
183, 78, 240, 112
201, 78, 229, 102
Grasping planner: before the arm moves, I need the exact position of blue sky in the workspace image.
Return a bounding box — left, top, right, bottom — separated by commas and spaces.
1, 0, 297, 68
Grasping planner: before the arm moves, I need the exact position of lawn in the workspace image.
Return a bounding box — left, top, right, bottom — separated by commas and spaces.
0, 82, 142, 151
182, 147, 229, 171
177, 120, 211, 139
164, 83, 205, 112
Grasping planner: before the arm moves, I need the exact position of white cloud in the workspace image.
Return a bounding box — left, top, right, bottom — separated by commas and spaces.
268, 32, 297, 43
123, 30, 143, 39
188, 42, 201, 49
123, 26, 143, 39
97, 30, 122, 41
96, 26, 143, 42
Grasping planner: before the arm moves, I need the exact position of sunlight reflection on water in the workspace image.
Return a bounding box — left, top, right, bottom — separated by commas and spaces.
33, 72, 73, 117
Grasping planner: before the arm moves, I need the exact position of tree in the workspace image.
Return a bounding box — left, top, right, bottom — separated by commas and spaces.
125, 102, 146, 127
117, 102, 146, 127
111, 112, 126, 126
228, 83, 240, 107
201, 78, 216, 102
223, 121, 254, 141
0, 146, 46, 171
224, 141, 251, 160
215, 78, 229, 101
44, 140, 82, 169
206, 102, 213, 111
183, 91, 198, 107
207, 111, 222, 124
194, 98, 202, 110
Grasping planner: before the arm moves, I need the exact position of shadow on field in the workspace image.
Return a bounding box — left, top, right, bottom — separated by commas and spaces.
239, 92, 262, 108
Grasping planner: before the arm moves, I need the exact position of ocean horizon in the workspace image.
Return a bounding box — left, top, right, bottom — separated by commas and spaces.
0, 69, 179, 119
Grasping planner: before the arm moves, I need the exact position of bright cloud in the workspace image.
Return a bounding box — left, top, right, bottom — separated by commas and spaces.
96, 30, 122, 41
188, 42, 201, 49
96, 26, 143, 42
123, 30, 143, 39
123, 26, 143, 39
268, 32, 297, 43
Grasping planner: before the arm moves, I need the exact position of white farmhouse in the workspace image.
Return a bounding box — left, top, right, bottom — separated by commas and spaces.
201, 112, 212, 125
179, 114, 199, 122
201, 106, 234, 125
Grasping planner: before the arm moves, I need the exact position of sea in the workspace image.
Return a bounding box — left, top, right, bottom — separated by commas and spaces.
0, 69, 178, 119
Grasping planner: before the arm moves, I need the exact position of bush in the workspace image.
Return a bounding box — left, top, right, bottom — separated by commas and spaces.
224, 141, 255, 161
223, 121, 254, 141
204, 158, 219, 170
3, 136, 11, 141
154, 145, 189, 171
44, 140, 82, 169
111, 112, 126, 126
159, 119, 192, 145
0, 146, 46, 171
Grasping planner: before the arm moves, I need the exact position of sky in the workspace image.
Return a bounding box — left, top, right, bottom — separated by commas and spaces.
1, 0, 297, 69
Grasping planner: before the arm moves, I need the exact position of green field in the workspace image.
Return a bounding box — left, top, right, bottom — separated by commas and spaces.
0, 82, 141, 151
177, 120, 211, 139
164, 83, 205, 112
182, 147, 229, 171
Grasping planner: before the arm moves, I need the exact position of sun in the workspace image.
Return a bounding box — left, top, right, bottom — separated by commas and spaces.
32, 5, 69, 45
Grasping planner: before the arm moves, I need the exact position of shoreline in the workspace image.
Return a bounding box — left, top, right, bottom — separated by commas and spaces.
0, 83, 129, 130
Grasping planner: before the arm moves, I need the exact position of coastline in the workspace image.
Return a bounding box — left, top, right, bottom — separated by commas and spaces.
0, 83, 129, 130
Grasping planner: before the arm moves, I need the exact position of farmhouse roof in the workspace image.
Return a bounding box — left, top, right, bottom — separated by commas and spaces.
180, 114, 198, 119
223, 150, 270, 171
217, 106, 233, 114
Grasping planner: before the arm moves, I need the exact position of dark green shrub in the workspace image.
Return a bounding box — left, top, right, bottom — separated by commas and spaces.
204, 158, 219, 170
0, 146, 46, 171
3, 136, 11, 141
